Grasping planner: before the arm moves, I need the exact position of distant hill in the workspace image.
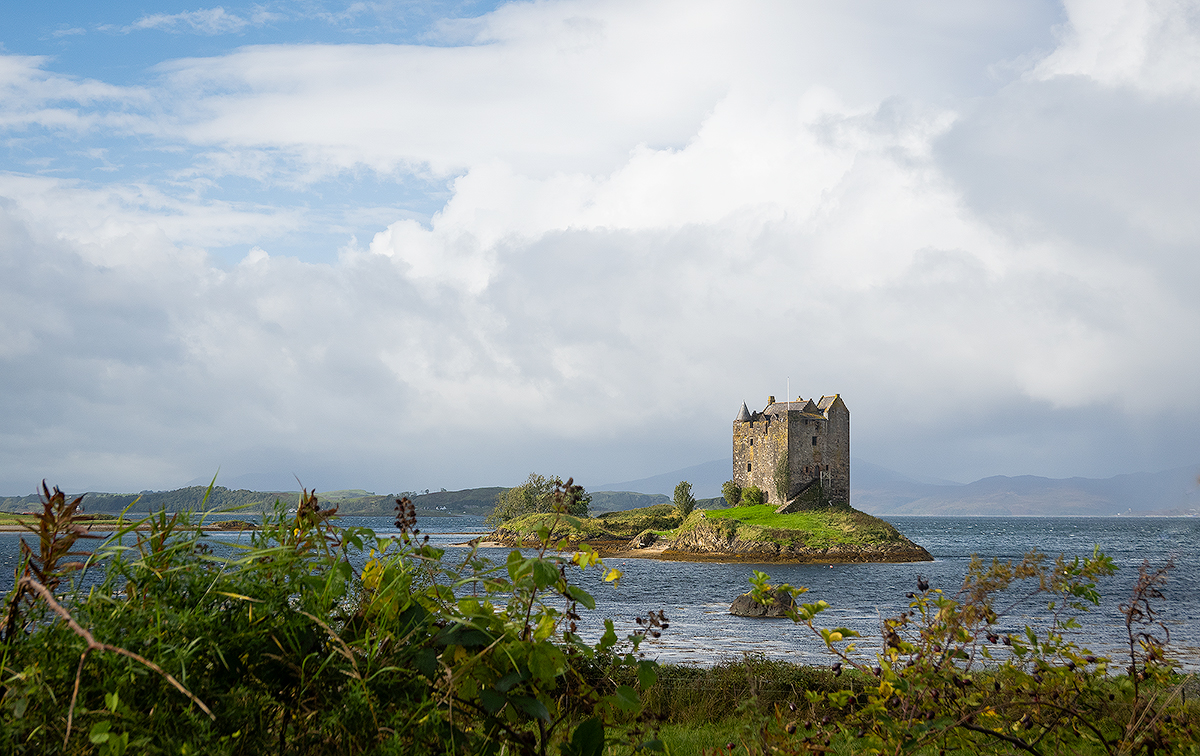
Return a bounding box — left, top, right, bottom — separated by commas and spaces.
0, 487, 300, 515
852, 463, 1200, 517
401, 488, 503, 516
589, 490, 670, 512
597, 460, 728, 498
0, 485, 661, 519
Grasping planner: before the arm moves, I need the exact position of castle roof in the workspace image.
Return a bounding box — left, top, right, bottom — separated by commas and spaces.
735, 394, 841, 424
762, 398, 825, 419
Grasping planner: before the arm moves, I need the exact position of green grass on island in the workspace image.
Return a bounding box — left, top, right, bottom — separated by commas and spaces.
492, 503, 684, 542
698, 504, 909, 548
493, 501, 912, 551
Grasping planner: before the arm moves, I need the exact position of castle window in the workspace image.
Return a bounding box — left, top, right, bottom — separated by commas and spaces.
747, 463, 752, 472
812, 436, 817, 446
749, 438, 753, 446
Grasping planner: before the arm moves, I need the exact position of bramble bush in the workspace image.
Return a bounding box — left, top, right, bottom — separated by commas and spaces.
727, 551, 1196, 755
0, 481, 660, 755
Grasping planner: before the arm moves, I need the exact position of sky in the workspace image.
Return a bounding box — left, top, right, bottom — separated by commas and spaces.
2, 0, 1199, 495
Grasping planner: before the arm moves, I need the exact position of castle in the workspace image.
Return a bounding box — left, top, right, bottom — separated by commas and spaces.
732, 394, 849, 511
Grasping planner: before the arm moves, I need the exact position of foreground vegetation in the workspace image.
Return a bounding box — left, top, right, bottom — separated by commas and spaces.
1, 482, 1195, 754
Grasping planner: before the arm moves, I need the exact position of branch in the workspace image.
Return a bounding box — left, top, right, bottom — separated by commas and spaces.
17, 577, 215, 746
959, 722, 1044, 756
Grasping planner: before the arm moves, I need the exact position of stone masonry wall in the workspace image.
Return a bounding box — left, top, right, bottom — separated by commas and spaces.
732, 397, 787, 504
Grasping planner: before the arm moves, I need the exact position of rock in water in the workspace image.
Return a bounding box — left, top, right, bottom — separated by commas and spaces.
729, 589, 795, 618
629, 530, 659, 549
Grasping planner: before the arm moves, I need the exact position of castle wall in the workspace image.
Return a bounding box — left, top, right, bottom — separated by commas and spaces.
732, 401, 787, 503
821, 399, 850, 504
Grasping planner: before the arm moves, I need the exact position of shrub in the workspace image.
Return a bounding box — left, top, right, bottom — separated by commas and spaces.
0, 483, 659, 755
742, 551, 1194, 755
740, 486, 764, 507
721, 481, 742, 507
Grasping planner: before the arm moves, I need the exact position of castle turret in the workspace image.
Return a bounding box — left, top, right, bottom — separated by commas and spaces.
735, 402, 752, 422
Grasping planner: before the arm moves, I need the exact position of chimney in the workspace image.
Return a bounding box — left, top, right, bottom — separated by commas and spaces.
767, 395, 775, 405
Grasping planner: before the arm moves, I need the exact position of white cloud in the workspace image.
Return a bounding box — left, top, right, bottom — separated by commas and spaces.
0, 56, 147, 134
128, 7, 277, 35
2, 0, 1200, 493
1033, 0, 1200, 94
146, 0, 1052, 182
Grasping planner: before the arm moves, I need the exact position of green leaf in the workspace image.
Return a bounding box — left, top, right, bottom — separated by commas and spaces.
414, 648, 439, 680
637, 660, 657, 690
597, 619, 618, 652
561, 717, 605, 756
612, 685, 640, 712
565, 584, 596, 611
532, 559, 560, 589
480, 688, 506, 714
89, 721, 112, 744
436, 624, 493, 648
529, 644, 560, 681
637, 739, 666, 753
507, 550, 530, 581
495, 670, 526, 692
510, 695, 550, 721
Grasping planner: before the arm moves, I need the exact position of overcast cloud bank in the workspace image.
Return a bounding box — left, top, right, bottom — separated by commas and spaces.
2, 0, 1199, 495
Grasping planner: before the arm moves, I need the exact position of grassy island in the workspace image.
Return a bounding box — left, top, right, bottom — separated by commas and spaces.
486, 502, 932, 563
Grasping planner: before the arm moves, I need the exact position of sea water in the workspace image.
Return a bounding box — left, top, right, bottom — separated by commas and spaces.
3, 515, 1196, 669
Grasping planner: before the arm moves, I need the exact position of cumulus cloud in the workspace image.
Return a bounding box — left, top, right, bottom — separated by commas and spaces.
1033, 0, 1200, 95
1, 0, 1199, 494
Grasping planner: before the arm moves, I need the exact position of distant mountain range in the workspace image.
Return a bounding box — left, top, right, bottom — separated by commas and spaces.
851, 461, 1200, 517
597, 460, 729, 499
600, 458, 1200, 517
5, 459, 1196, 518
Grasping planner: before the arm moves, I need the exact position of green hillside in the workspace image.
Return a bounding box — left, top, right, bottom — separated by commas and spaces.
0, 485, 677, 518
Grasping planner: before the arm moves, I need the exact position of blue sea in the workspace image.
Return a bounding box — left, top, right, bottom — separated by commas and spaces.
3, 515, 1197, 670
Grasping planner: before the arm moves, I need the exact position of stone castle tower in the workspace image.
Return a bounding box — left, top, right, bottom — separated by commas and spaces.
732, 394, 849, 511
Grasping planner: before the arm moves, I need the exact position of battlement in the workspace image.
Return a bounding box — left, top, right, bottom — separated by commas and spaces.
732, 394, 849, 510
